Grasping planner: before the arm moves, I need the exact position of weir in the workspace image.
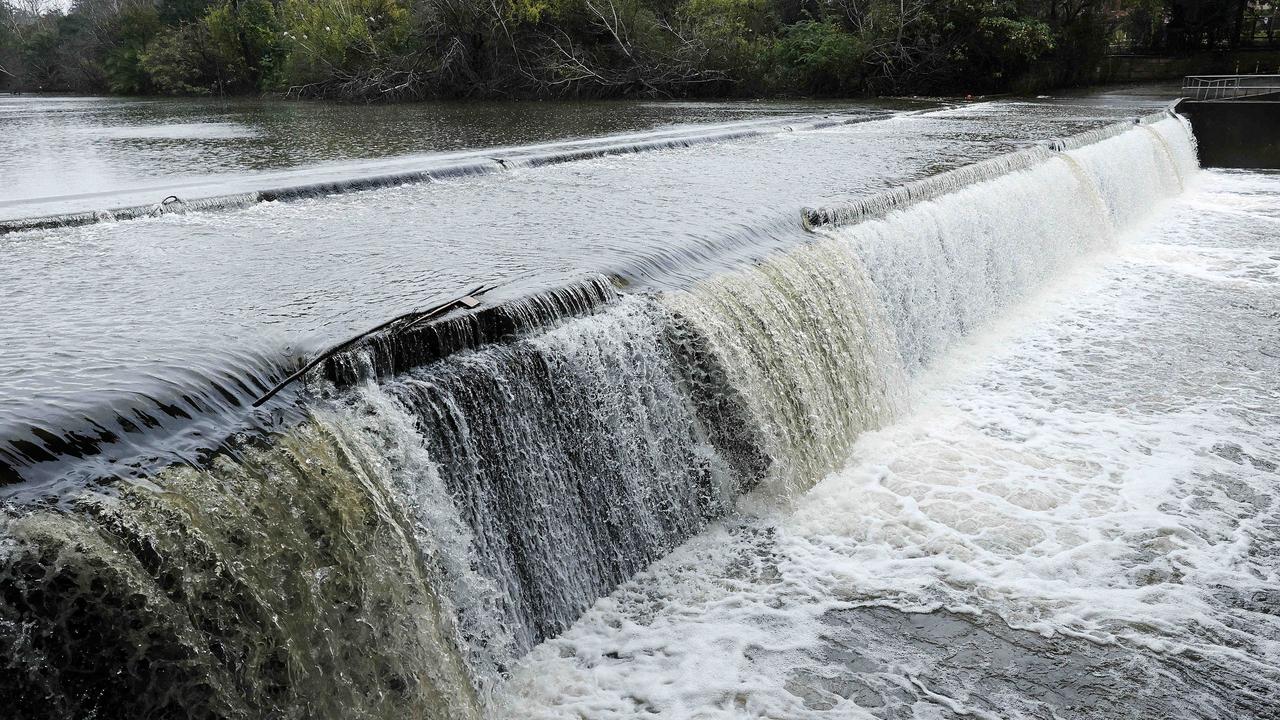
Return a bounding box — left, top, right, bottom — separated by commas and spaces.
0, 112, 911, 237
0, 114, 1200, 718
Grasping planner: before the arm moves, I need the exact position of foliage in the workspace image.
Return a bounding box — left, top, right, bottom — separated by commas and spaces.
278, 0, 415, 97
0, 0, 1262, 99
204, 0, 287, 89
768, 20, 867, 95
103, 6, 163, 94
681, 0, 773, 81
140, 22, 224, 94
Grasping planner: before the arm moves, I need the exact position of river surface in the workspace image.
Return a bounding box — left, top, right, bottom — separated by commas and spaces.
2, 87, 1173, 485
1, 96, 906, 217
4, 84, 1277, 720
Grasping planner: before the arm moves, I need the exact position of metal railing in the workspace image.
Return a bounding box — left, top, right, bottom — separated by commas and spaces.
1183, 74, 1280, 101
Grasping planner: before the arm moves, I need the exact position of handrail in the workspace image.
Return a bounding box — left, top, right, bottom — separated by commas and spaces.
1185, 74, 1280, 79
1183, 74, 1280, 101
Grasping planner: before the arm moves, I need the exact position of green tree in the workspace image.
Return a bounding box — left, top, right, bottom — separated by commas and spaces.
141, 21, 229, 94
205, 0, 285, 89
276, 0, 415, 97
767, 20, 868, 94
103, 5, 162, 93
681, 0, 774, 84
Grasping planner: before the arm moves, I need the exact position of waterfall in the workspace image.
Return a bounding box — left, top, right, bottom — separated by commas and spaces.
374, 297, 769, 656
0, 117, 1201, 717
0, 417, 482, 719
836, 148, 1115, 372
665, 240, 905, 493
1068, 117, 1197, 230
322, 277, 621, 386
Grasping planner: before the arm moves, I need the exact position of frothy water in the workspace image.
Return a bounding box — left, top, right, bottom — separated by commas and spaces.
7, 111, 1271, 718
498, 126, 1280, 719
0, 414, 481, 718
378, 296, 768, 657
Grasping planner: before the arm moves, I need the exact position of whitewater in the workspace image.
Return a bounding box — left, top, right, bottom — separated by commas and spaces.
3, 99, 1276, 720
495, 119, 1280, 718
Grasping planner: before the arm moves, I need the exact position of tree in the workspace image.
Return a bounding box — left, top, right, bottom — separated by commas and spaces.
0, 0, 1251, 99
103, 5, 162, 93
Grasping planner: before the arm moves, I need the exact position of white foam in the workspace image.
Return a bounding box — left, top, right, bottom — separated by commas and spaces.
494, 166, 1280, 717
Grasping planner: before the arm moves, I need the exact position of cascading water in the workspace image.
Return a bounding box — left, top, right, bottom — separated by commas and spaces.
666, 116, 1196, 491
0, 115, 1208, 718
496, 114, 1274, 720
375, 297, 769, 656
0, 417, 481, 719
838, 148, 1117, 373
665, 241, 905, 493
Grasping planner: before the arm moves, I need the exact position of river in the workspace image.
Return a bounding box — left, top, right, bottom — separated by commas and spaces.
1, 85, 1276, 719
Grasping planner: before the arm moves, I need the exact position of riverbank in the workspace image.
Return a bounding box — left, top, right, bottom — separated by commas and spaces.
1, 0, 1191, 103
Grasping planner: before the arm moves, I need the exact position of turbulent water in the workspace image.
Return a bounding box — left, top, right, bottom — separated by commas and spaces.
498, 132, 1279, 719
4, 107, 1276, 719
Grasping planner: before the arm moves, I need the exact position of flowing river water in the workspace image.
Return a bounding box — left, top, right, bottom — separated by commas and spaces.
1, 88, 1276, 719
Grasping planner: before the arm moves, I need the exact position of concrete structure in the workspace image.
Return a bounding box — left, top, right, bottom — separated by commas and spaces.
1176, 75, 1280, 169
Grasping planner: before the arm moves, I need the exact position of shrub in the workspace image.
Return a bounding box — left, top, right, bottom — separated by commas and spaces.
681, 0, 774, 84
104, 6, 162, 94
141, 23, 229, 95
767, 20, 868, 95
279, 0, 413, 90
204, 0, 288, 90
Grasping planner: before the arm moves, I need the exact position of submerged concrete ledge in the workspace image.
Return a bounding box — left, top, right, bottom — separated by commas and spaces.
801, 146, 1054, 229
802, 109, 1179, 230
0, 111, 909, 237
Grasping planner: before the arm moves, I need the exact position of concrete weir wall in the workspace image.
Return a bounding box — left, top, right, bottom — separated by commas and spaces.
1176, 98, 1280, 169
